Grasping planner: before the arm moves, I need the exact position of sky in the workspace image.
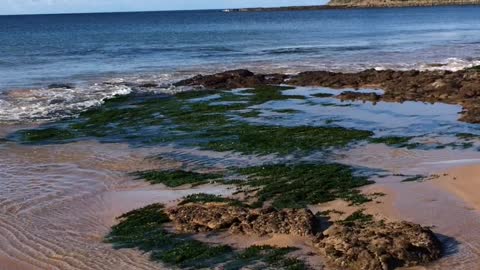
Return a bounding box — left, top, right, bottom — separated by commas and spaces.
0, 0, 329, 15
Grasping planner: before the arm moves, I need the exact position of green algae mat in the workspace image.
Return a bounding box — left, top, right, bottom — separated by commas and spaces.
12, 86, 373, 156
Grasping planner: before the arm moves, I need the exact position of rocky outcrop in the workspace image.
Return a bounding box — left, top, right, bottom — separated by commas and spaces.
316, 221, 442, 270
328, 0, 480, 8
167, 203, 443, 269
167, 203, 316, 237
174, 69, 286, 90
175, 68, 480, 124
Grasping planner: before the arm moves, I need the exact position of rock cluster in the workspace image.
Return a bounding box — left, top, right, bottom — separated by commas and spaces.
316, 221, 442, 270
174, 69, 286, 90
176, 68, 480, 123
167, 203, 443, 270
167, 203, 316, 237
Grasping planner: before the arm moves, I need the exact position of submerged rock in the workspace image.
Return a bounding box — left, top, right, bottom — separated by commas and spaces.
317, 220, 442, 270
48, 83, 75, 89
167, 203, 316, 237
338, 91, 382, 103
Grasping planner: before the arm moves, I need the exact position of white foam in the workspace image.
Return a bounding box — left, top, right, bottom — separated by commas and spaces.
0, 84, 133, 122
372, 58, 480, 72
419, 58, 480, 72
0, 71, 199, 123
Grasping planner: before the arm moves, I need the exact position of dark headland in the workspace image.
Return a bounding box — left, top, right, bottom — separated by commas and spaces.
224, 0, 480, 11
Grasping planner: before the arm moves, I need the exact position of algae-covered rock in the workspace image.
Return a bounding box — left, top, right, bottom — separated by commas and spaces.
317, 220, 442, 270
167, 203, 316, 237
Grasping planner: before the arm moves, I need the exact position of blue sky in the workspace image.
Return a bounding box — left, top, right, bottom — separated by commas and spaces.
1, 0, 328, 15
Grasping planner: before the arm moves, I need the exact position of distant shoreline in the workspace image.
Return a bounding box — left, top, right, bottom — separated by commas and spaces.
224, 2, 480, 12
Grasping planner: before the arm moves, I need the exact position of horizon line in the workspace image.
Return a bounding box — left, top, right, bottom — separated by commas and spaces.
0, 8, 227, 17
0, 4, 331, 17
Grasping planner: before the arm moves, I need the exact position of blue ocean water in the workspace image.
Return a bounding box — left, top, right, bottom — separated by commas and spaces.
2, 6, 480, 122
1, 6, 480, 91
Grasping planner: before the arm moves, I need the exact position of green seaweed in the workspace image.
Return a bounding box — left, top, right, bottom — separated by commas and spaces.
224, 245, 308, 270
401, 175, 425, 182
242, 85, 303, 104
370, 136, 413, 146
466, 65, 480, 71
320, 103, 353, 107
175, 89, 221, 100
317, 209, 345, 217
134, 170, 223, 187
105, 204, 233, 269
154, 241, 232, 268
18, 127, 75, 142
312, 93, 334, 98
106, 204, 308, 269
273, 109, 302, 114
235, 163, 374, 209
435, 141, 475, 150
338, 210, 374, 226
239, 110, 262, 118
179, 193, 247, 207
105, 203, 174, 254
204, 124, 373, 155
456, 133, 480, 140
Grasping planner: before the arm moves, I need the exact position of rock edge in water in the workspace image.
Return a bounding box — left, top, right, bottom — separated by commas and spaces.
175, 68, 480, 123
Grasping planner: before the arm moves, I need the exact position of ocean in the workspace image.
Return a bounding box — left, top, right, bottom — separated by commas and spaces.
1, 6, 480, 121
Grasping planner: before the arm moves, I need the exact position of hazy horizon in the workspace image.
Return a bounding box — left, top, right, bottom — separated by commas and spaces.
0, 0, 328, 16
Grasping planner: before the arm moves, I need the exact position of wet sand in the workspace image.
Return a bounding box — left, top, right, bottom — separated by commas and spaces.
0, 137, 233, 270
433, 165, 480, 211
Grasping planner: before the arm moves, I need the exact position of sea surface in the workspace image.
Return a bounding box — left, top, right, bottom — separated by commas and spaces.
2, 6, 480, 122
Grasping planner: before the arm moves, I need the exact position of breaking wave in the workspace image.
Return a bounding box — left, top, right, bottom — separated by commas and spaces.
375, 58, 480, 72
0, 73, 189, 123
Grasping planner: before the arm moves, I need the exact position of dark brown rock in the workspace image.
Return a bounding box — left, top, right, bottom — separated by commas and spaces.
174, 69, 286, 89
317, 221, 442, 270
167, 203, 316, 237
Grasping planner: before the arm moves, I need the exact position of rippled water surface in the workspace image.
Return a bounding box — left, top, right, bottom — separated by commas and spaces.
2, 6, 480, 91
0, 140, 236, 270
